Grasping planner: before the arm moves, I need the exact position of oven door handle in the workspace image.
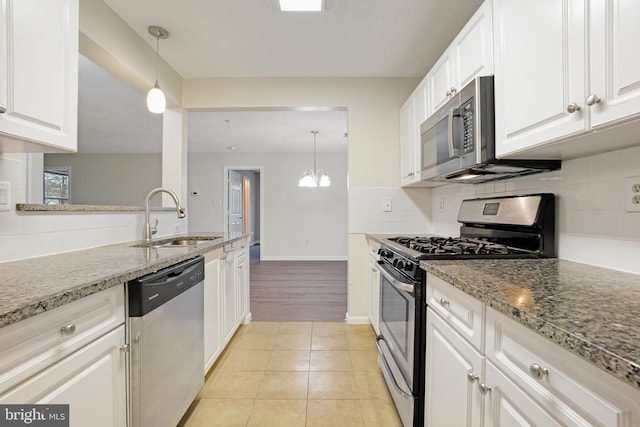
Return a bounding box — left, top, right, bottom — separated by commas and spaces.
377, 262, 414, 293
375, 335, 414, 400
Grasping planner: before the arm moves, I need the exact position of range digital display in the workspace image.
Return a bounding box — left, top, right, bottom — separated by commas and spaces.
482, 202, 500, 215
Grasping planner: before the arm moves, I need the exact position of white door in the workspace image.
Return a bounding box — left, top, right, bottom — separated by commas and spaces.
228, 170, 243, 234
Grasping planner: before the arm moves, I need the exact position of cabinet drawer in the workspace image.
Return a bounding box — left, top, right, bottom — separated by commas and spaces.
0, 285, 125, 395
427, 273, 484, 351
486, 307, 640, 426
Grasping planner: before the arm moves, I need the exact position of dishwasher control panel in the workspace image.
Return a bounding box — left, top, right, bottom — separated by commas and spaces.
128, 256, 204, 316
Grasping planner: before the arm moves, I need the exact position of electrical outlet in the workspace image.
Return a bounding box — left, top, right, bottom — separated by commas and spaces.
174, 223, 181, 233
438, 197, 445, 212
382, 197, 392, 212
625, 176, 640, 213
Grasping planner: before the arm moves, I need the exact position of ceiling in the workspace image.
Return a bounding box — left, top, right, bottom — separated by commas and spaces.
78, 0, 482, 154
103, 0, 482, 79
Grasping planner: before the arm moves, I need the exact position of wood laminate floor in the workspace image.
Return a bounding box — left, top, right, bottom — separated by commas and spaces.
249, 246, 348, 322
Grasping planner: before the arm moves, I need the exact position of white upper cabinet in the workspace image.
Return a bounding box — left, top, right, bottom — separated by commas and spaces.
589, 0, 640, 127
427, 0, 493, 116
401, 0, 492, 187
0, 0, 78, 153
494, 0, 640, 159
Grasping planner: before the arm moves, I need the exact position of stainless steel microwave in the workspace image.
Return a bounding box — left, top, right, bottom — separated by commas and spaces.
420, 76, 560, 183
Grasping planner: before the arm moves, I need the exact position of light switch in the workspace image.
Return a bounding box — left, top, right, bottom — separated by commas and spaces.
0, 182, 10, 212
382, 197, 392, 212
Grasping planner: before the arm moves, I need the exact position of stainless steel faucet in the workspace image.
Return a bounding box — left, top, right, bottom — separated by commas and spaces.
143, 187, 186, 242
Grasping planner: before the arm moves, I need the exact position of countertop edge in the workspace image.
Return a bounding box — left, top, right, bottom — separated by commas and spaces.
0, 233, 249, 329
421, 262, 640, 392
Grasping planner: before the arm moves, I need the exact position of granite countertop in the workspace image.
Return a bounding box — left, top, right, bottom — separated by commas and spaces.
0, 232, 248, 328
421, 259, 640, 391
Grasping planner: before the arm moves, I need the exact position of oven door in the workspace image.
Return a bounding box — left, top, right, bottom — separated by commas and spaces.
376, 260, 416, 427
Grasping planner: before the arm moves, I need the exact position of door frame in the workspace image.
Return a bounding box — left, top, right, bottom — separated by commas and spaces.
223, 166, 264, 248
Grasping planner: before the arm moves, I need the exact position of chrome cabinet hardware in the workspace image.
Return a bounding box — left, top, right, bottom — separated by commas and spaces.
467, 372, 479, 383
446, 87, 458, 97
479, 383, 492, 394
60, 324, 76, 336
586, 94, 601, 106
529, 363, 549, 379
440, 298, 450, 307
566, 102, 581, 113
0, 103, 6, 114
119, 344, 130, 353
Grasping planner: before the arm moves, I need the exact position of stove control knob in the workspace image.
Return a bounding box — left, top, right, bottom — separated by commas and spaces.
404, 263, 413, 272
377, 249, 392, 258
396, 260, 405, 269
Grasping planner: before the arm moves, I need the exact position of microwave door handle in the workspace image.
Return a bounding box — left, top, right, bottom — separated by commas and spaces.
447, 107, 457, 158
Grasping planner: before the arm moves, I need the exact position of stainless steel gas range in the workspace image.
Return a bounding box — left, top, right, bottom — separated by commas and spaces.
375, 193, 556, 427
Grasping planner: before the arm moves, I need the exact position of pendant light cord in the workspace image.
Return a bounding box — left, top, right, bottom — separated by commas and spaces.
154, 34, 160, 84
313, 130, 317, 172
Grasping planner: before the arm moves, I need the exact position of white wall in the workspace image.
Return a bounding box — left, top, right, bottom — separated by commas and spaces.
188, 152, 348, 260
44, 153, 162, 206
431, 145, 640, 274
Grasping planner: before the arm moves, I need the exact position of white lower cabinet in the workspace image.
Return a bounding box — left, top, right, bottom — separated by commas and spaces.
203, 237, 251, 371
425, 307, 483, 427
0, 285, 126, 427
425, 273, 640, 427
485, 307, 640, 427
0, 326, 126, 427
222, 247, 238, 342
204, 248, 223, 371
483, 360, 559, 427
235, 243, 249, 323
366, 237, 381, 334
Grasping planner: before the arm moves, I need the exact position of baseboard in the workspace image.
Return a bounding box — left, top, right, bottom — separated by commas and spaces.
260, 255, 348, 261
345, 314, 371, 325
242, 312, 252, 324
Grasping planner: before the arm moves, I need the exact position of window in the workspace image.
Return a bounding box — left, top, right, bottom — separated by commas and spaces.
43, 168, 70, 205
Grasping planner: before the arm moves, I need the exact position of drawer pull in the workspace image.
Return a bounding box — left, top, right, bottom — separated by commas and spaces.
60, 324, 77, 336
440, 298, 450, 307
529, 363, 549, 379
467, 372, 479, 383
479, 383, 492, 395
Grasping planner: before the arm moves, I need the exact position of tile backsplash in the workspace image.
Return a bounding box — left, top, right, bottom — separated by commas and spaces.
431, 145, 640, 274
349, 186, 432, 234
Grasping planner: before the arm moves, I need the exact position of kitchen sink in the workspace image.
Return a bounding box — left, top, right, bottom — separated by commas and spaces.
131, 236, 222, 248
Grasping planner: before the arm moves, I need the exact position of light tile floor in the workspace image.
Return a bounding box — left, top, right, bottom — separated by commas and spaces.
178, 322, 403, 427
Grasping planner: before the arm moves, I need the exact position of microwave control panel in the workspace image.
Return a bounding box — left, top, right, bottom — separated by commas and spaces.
461, 99, 474, 154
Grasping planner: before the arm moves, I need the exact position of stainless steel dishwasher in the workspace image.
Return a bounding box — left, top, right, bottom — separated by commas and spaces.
127, 256, 205, 427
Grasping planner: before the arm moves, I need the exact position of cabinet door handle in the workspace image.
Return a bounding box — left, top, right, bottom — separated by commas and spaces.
586, 94, 601, 106
467, 372, 479, 383
60, 324, 77, 336
450, 87, 457, 95
0, 103, 6, 114
566, 102, 581, 113
479, 383, 492, 394
529, 363, 549, 379
440, 298, 450, 307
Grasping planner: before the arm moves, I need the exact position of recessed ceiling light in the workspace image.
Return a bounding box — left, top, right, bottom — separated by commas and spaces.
227, 146, 237, 151
279, 0, 324, 12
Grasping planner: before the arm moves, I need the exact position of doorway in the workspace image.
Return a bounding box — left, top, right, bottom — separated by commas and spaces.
224, 167, 262, 251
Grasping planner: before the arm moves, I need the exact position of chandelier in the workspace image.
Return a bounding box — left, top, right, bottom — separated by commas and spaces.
298, 130, 331, 187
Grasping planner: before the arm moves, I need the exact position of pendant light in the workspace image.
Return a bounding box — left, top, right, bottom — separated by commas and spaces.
298, 130, 331, 188
147, 26, 169, 114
